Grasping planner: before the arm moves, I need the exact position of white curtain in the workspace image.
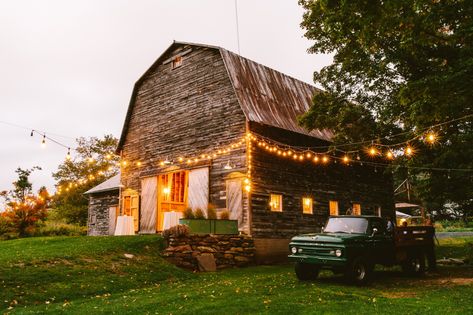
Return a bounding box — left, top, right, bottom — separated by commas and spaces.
188, 167, 209, 211
140, 177, 157, 233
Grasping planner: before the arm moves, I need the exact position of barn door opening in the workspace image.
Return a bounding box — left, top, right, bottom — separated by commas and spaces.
226, 179, 243, 230
140, 177, 157, 234
157, 170, 188, 231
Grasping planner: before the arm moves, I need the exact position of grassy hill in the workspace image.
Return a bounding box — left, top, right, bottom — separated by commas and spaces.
1, 236, 472, 314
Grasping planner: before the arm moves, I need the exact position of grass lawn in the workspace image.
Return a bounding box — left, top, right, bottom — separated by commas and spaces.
1, 236, 472, 314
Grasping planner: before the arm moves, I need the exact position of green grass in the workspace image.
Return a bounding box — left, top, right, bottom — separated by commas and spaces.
1, 236, 473, 314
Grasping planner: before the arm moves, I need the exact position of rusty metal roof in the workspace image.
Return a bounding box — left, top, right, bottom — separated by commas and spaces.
220, 49, 332, 141
117, 41, 332, 152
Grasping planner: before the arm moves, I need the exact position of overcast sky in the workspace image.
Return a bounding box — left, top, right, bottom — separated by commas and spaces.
0, 0, 332, 194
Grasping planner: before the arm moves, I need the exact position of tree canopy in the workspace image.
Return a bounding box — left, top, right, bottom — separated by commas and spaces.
298, 0, 473, 218
52, 135, 119, 225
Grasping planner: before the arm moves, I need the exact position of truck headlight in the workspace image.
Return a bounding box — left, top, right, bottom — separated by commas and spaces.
335, 249, 342, 257
291, 247, 297, 254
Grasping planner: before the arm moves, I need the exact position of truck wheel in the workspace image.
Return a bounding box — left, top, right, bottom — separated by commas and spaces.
295, 262, 320, 281
402, 253, 426, 276
345, 257, 372, 285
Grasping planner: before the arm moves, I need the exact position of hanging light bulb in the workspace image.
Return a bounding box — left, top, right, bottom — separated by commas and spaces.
66, 148, 71, 160
386, 150, 394, 160
425, 131, 437, 144
342, 155, 350, 164
30, 130, 34, 137
322, 155, 329, 164
313, 155, 319, 163
41, 135, 46, 148
368, 146, 378, 157
306, 152, 312, 158
405, 145, 414, 157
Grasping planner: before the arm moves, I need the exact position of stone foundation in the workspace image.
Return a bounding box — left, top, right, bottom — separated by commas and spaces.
162, 234, 255, 270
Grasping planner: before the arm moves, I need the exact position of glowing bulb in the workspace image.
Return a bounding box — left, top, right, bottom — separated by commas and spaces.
178, 157, 184, 162
244, 178, 250, 184
136, 161, 142, 167
405, 146, 414, 156
386, 150, 394, 159
426, 132, 437, 144
163, 187, 170, 194
306, 152, 312, 158
66, 149, 71, 160
293, 154, 298, 160
244, 184, 251, 192
299, 155, 304, 161
368, 147, 378, 156
342, 155, 350, 163
287, 151, 293, 156
313, 156, 319, 163
41, 135, 46, 148
322, 156, 329, 163
277, 150, 282, 155
106, 154, 112, 159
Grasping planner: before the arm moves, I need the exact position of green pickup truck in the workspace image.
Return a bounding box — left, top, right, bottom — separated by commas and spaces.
288, 215, 435, 284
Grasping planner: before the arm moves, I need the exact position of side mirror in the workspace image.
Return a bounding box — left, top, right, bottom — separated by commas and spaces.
371, 227, 378, 237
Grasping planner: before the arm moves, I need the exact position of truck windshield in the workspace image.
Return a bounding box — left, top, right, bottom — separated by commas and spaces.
324, 217, 369, 234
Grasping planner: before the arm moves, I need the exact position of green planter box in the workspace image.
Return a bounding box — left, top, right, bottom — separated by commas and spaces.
179, 219, 238, 235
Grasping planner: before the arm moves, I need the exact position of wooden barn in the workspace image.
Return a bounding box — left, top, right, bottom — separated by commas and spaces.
95, 41, 394, 261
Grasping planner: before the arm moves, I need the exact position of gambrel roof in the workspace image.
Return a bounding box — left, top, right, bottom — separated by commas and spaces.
117, 41, 332, 152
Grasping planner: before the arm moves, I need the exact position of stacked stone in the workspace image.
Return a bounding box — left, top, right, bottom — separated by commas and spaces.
162, 234, 255, 270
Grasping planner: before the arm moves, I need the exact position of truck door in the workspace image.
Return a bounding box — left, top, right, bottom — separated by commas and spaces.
369, 219, 394, 264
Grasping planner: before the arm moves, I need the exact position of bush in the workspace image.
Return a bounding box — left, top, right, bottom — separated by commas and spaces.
162, 224, 190, 240
34, 220, 87, 237
183, 207, 195, 219
219, 210, 230, 220
194, 208, 206, 219
207, 204, 217, 219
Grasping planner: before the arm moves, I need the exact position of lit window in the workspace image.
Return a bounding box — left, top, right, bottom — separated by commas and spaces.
329, 200, 339, 216
302, 197, 313, 214
353, 203, 361, 216
172, 56, 182, 69
269, 194, 282, 212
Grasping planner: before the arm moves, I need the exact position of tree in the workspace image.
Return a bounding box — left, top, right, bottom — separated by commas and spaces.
298, 0, 473, 219
52, 135, 120, 225
1, 168, 50, 237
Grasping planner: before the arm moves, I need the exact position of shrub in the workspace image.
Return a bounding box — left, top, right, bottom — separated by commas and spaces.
207, 204, 217, 219
34, 221, 87, 237
219, 210, 230, 220
162, 224, 190, 240
194, 208, 206, 219
183, 207, 195, 219
467, 243, 473, 265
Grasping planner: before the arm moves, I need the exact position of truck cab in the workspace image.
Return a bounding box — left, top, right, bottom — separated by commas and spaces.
289, 216, 434, 284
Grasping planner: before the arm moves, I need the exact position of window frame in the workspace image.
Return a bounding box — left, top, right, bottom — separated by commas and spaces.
269, 194, 283, 212
329, 200, 339, 216
302, 197, 313, 214
352, 203, 361, 216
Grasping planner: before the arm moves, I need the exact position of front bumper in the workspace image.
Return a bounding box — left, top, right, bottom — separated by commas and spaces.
288, 254, 347, 267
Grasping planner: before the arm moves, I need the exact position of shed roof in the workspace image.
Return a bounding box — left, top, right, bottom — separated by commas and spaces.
84, 173, 120, 195
117, 41, 332, 152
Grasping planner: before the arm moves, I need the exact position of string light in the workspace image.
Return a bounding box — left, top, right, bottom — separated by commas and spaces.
405, 145, 414, 157
425, 131, 438, 144
41, 135, 46, 148
386, 150, 394, 160
66, 148, 71, 160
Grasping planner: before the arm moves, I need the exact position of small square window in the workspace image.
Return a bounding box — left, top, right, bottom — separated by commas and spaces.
329, 200, 339, 216
172, 56, 182, 69
302, 197, 313, 214
353, 203, 361, 215
269, 194, 282, 212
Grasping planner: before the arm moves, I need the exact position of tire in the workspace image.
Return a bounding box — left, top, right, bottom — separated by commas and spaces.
295, 262, 320, 281
402, 253, 426, 276
345, 257, 373, 285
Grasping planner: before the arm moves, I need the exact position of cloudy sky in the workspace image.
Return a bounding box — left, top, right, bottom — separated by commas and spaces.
0, 0, 332, 193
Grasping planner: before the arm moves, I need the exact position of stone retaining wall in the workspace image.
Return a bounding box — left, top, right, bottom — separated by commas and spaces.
162, 234, 255, 270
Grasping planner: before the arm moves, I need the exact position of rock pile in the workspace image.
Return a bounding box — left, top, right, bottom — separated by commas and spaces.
162, 234, 255, 270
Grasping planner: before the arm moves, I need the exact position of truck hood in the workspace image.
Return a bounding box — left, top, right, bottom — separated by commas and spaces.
290, 233, 368, 244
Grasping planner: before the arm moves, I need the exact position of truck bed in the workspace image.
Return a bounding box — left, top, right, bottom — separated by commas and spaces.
394, 226, 435, 248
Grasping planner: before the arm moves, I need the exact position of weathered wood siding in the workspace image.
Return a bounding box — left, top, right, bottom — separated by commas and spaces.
249, 122, 395, 239
120, 45, 248, 230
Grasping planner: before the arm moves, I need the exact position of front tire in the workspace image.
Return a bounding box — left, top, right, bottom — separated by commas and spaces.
345, 257, 373, 285
295, 262, 320, 281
